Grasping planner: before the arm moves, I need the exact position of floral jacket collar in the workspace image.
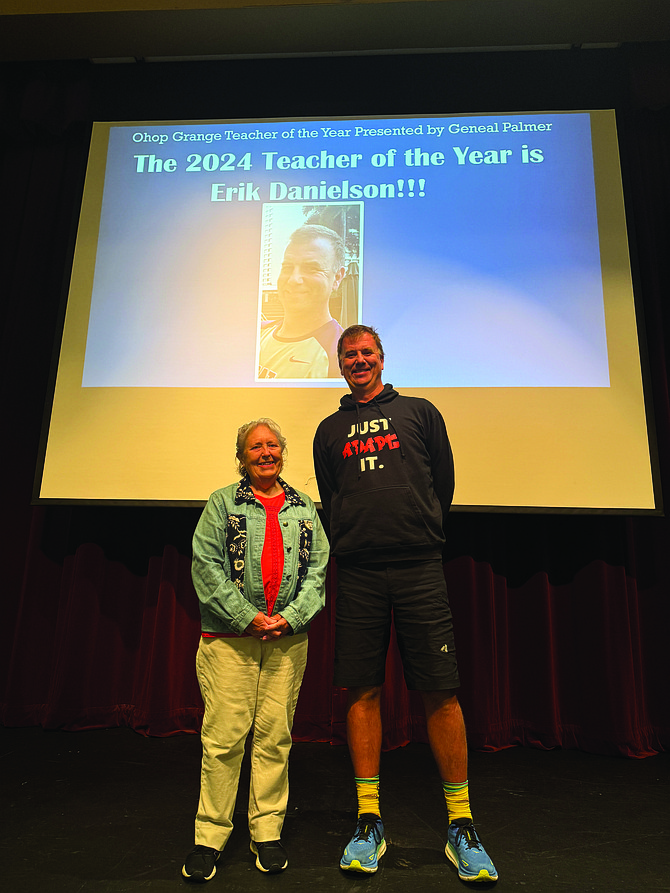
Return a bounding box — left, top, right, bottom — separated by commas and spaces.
235, 474, 306, 508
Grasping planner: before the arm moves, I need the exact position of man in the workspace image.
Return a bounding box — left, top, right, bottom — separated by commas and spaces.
312, 324, 498, 883
258, 224, 346, 379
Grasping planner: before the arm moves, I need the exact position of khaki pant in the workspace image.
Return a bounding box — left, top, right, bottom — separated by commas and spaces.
194, 634, 309, 851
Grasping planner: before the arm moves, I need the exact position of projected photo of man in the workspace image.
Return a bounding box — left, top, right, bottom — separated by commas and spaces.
258, 218, 360, 379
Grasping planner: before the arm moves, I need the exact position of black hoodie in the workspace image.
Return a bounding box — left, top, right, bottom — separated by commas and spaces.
313, 383, 454, 563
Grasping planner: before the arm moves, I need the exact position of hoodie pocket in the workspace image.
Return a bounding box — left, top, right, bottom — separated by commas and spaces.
332, 485, 438, 554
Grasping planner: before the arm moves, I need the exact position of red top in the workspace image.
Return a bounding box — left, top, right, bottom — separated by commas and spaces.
256, 490, 286, 616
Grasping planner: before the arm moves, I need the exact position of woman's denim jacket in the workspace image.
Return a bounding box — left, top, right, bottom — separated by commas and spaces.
192, 475, 329, 635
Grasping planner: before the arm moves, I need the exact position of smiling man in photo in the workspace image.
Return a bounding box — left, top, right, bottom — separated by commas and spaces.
258, 225, 346, 379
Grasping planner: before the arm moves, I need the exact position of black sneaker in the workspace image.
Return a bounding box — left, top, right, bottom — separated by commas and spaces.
250, 840, 288, 873
182, 845, 220, 882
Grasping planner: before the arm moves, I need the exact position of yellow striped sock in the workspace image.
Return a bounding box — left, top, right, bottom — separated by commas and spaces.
442, 780, 472, 823
355, 775, 380, 817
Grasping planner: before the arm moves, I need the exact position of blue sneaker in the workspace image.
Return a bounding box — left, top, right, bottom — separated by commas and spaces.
340, 813, 386, 873
445, 820, 498, 882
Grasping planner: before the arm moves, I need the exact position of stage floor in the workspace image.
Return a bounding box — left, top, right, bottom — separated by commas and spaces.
1, 724, 668, 891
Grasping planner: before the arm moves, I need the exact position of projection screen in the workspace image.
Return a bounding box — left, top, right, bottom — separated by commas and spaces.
36, 110, 659, 511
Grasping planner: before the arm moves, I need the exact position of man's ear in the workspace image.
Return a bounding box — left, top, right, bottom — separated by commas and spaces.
333, 265, 346, 290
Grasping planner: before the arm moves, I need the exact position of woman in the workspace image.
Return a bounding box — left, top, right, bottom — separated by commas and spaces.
182, 418, 329, 882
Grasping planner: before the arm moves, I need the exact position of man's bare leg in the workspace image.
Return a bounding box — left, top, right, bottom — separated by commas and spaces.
421, 690, 468, 783
421, 690, 498, 881
346, 685, 383, 777
339, 685, 386, 873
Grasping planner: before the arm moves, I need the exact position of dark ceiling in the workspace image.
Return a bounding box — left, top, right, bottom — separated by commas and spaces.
1, 1, 670, 64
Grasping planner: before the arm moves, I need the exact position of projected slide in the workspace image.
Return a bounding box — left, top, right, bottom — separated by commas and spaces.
81, 113, 607, 388
37, 111, 658, 510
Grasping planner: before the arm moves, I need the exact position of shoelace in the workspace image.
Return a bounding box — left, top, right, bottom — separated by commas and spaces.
354, 820, 378, 842
455, 824, 483, 851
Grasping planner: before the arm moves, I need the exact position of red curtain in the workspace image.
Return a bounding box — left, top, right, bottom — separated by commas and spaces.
2, 507, 668, 757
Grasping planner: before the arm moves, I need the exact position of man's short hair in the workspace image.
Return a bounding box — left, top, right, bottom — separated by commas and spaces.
288, 224, 345, 271
337, 324, 385, 362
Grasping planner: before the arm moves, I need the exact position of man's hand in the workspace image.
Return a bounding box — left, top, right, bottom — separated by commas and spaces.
245, 612, 292, 640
